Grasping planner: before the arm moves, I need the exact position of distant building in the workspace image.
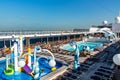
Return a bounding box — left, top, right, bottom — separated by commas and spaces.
73, 29, 89, 32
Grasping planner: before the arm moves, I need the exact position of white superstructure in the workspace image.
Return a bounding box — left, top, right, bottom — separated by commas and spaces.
88, 27, 117, 43
112, 12, 120, 32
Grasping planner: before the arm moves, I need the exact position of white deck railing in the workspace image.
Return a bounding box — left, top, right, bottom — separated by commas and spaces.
0, 30, 88, 40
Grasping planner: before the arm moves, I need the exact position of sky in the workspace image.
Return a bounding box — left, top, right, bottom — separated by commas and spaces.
0, 0, 120, 30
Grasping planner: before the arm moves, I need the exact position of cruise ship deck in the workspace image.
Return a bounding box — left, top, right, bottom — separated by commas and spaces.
1, 0, 120, 80
0, 30, 120, 80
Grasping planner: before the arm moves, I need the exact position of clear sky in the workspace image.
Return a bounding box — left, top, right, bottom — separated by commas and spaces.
0, 0, 120, 30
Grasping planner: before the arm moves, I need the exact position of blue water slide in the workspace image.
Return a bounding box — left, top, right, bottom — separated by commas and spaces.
38, 57, 51, 69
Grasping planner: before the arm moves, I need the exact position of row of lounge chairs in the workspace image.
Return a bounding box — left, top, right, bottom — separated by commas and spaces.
54, 41, 120, 80
54, 58, 95, 80
91, 65, 114, 80
54, 67, 82, 80
57, 50, 74, 56
89, 41, 120, 80
89, 41, 120, 62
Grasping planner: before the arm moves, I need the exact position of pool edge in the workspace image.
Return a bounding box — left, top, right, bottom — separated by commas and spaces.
40, 65, 67, 80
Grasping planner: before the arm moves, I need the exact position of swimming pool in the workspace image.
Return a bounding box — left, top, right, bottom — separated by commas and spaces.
61, 41, 103, 52
0, 57, 62, 80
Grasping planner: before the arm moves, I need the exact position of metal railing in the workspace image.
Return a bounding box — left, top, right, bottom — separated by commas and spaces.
0, 30, 88, 36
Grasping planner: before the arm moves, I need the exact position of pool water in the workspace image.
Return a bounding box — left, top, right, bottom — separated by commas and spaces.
61, 42, 103, 52
38, 57, 62, 77
0, 57, 62, 80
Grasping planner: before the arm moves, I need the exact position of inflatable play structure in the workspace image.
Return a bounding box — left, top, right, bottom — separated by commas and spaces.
4, 35, 56, 79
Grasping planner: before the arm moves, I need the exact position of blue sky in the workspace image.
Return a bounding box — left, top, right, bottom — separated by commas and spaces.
0, 0, 120, 30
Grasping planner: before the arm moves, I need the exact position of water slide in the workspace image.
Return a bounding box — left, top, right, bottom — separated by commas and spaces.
38, 57, 51, 69
22, 64, 33, 76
